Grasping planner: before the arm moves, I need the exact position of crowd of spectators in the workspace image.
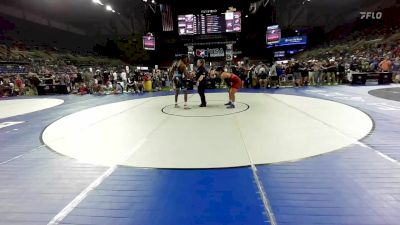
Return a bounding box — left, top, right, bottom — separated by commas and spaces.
0, 64, 171, 97
294, 42, 400, 85
1, 52, 399, 97
221, 60, 345, 89
293, 6, 400, 85
0, 44, 170, 97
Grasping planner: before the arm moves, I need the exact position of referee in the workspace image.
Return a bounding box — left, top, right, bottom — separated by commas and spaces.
195, 59, 207, 107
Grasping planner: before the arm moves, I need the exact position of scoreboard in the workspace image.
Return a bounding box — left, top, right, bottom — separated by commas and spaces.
178, 11, 241, 35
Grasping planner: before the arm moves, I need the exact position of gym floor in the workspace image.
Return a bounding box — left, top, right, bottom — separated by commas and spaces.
0, 85, 400, 225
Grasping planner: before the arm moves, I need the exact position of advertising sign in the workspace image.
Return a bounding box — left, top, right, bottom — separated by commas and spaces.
195, 48, 225, 58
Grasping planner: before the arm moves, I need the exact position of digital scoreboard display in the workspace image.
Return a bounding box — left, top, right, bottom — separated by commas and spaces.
225, 12, 241, 33
178, 11, 241, 35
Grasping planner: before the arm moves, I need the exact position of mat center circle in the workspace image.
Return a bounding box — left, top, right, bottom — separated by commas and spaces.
161, 101, 250, 117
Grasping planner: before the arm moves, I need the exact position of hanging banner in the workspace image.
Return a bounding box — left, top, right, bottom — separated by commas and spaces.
188, 46, 195, 63
226, 44, 233, 61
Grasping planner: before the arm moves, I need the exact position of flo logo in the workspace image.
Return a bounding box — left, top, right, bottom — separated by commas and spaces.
360, 12, 382, 19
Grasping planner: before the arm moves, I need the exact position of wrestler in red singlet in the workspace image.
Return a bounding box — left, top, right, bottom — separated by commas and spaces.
213, 67, 241, 109
226, 73, 242, 90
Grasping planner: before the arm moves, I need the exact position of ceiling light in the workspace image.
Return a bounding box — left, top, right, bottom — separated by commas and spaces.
106, 5, 113, 11
92, 0, 104, 5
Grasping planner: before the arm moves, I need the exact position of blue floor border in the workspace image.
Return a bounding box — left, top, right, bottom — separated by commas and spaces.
1, 85, 400, 225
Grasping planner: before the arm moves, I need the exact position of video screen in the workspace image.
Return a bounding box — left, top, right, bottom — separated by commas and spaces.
143, 36, 155, 50
267, 25, 281, 44
225, 12, 241, 33
279, 36, 307, 46
178, 11, 241, 35
267, 36, 308, 48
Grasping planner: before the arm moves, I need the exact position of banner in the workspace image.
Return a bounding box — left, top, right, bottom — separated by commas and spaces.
160, 4, 174, 31
268, 36, 307, 48
188, 46, 195, 63
195, 48, 225, 58
278, 36, 307, 46
226, 44, 233, 61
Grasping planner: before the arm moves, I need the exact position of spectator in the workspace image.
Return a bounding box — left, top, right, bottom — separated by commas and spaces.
258, 65, 269, 88
92, 75, 101, 94
126, 74, 138, 93
0, 77, 4, 96
74, 73, 83, 87
112, 71, 118, 84
83, 69, 93, 88
391, 57, 400, 83
65, 73, 71, 92
113, 82, 124, 94
103, 71, 110, 85
135, 73, 144, 93
28, 73, 40, 95
14, 75, 24, 95
78, 84, 89, 95
379, 57, 392, 72
301, 62, 310, 86
326, 60, 337, 85
268, 63, 279, 88
337, 61, 346, 84
152, 70, 162, 91
292, 60, 302, 87
120, 70, 127, 90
